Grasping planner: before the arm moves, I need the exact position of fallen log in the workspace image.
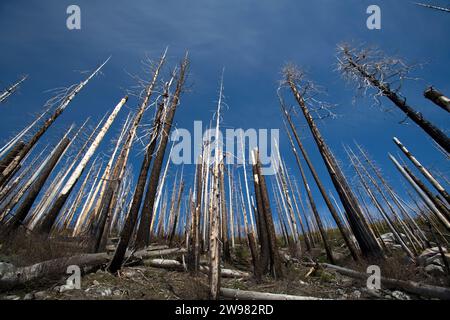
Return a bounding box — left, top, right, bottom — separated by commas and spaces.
133, 247, 187, 260
220, 288, 324, 300
0, 253, 109, 292
0, 247, 187, 291
145, 258, 251, 278
315, 262, 450, 300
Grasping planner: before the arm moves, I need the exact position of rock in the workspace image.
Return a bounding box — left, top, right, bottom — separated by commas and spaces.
5, 295, 20, 300
23, 293, 34, 300
92, 280, 100, 286
59, 284, 75, 293
332, 252, 347, 263
336, 288, 345, 296
352, 290, 361, 299
418, 247, 447, 265
364, 289, 384, 299
380, 233, 408, 248
391, 291, 411, 300
0, 262, 15, 277
113, 290, 122, 296
425, 264, 445, 276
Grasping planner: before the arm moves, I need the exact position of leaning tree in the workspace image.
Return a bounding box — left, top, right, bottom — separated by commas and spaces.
337, 44, 450, 153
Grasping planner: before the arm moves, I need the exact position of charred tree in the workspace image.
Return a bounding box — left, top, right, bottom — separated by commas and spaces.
134, 54, 189, 249
283, 66, 383, 260
0, 59, 109, 189
35, 96, 127, 235
338, 45, 450, 153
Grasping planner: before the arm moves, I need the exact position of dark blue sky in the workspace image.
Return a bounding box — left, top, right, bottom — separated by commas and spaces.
0, 1, 448, 224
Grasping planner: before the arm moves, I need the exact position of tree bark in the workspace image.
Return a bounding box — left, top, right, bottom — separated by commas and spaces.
135, 55, 189, 249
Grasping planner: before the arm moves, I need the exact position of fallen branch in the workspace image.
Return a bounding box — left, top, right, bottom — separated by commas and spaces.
0, 253, 109, 291
146, 258, 251, 278
220, 288, 325, 300
133, 247, 186, 260
315, 262, 450, 300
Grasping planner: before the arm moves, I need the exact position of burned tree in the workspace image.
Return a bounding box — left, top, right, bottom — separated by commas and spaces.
35, 96, 127, 235
134, 54, 189, 249
251, 148, 284, 279
282, 65, 383, 259
337, 44, 450, 153
0, 59, 109, 190
0, 131, 71, 235
424, 87, 450, 113
108, 53, 188, 273
0, 75, 28, 104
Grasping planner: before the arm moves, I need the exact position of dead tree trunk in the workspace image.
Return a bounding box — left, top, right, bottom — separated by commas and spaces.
252, 148, 284, 278
0, 75, 28, 104
251, 158, 270, 273
169, 180, 184, 246
403, 165, 450, 222
0, 136, 70, 235
0, 141, 25, 173
135, 54, 189, 249
107, 66, 171, 273
424, 87, 450, 113
238, 176, 261, 280
188, 158, 202, 272
208, 72, 226, 300
0, 59, 109, 189
280, 101, 359, 261
284, 69, 382, 259
219, 163, 231, 262
339, 47, 450, 153
35, 96, 127, 235
389, 154, 450, 231
393, 137, 449, 204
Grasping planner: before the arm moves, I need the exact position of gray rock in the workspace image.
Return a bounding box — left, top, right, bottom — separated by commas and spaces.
59, 284, 75, 293
425, 264, 445, 276
5, 295, 20, 300
391, 290, 411, 300
336, 288, 345, 296
418, 247, 447, 265
352, 290, 361, 299
92, 280, 100, 286
23, 293, 34, 300
0, 262, 15, 277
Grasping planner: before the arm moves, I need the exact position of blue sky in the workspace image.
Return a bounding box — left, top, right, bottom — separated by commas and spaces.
0, 0, 448, 226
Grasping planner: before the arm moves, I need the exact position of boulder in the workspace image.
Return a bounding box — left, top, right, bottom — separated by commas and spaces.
0, 262, 15, 277
424, 264, 445, 276
391, 290, 411, 300
418, 247, 449, 267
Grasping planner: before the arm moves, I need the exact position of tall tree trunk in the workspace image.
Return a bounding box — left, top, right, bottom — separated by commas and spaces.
393, 137, 449, 204
35, 96, 127, 235
0, 136, 70, 235
135, 54, 189, 249
0, 59, 109, 189
341, 49, 450, 153
284, 73, 382, 259
0, 75, 28, 104
389, 154, 450, 231
252, 148, 284, 278
424, 87, 450, 113
280, 102, 359, 261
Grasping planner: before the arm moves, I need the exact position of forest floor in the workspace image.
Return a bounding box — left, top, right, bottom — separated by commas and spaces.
1, 232, 449, 300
